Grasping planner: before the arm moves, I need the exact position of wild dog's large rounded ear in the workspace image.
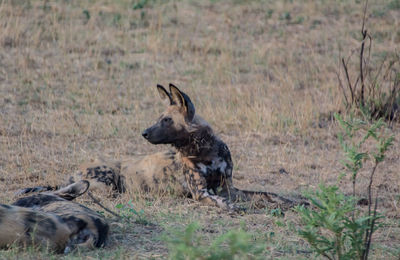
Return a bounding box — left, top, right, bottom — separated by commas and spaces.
169, 83, 195, 122
54, 180, 90, 200
157, 84, 173, 105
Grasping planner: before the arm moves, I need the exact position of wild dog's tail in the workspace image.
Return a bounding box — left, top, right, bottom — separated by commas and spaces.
238, 189, 309, 208
14, 185, 59, 196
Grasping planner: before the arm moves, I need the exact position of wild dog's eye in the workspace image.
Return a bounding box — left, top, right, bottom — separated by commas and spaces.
162, 117, 172, 123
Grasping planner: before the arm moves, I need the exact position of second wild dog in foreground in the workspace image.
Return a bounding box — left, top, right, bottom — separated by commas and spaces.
2, 181, 108, 253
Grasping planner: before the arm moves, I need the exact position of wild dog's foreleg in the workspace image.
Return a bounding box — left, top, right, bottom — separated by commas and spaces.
185, 169, 235, 210
197, 190, 232, 210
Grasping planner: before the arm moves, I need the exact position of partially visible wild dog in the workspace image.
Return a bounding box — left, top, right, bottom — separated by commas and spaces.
1, 181, 108, 253
0, 204, 71, 253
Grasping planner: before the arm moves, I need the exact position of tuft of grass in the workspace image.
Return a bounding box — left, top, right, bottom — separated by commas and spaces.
115, 200, 150, 225
388, 0, 400, 9
164, 222, 265, 260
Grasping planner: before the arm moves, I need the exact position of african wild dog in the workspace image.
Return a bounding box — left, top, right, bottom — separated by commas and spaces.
138, 84, 294, 210
2, 181, 108, 253
20, 84, 297, 210
73, 84, 295, 210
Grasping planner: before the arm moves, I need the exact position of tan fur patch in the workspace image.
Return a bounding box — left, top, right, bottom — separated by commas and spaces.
121, 150, 186, 195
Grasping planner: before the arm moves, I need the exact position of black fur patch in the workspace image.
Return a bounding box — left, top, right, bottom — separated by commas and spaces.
13, 194, 64, 208
91, 216, 109, 247
61, 215, 88, 233
1, 204, 12, 209
116, 175, 126, 193
86, 166, 123, 192
16, 186, 55, 195
0, 205, 7, 223
24, 211, 57, 237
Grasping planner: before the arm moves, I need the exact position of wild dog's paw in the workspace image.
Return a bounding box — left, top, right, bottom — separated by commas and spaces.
228, 203, 247, 214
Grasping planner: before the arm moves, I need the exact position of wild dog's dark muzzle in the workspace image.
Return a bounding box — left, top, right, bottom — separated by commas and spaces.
142, 129, 150, 139
142, 125, 158, 143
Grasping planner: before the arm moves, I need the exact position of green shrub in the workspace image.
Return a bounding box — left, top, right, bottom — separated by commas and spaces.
164, 222, 264, 260
295, 114, 394, 260
115, 200, 149, 225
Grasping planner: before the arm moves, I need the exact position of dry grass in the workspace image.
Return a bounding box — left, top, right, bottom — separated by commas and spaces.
0, 0, 399, 259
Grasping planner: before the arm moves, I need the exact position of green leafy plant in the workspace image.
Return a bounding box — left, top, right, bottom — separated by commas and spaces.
133, 0, 152, 10
295, 113, 394, 260
115, 200, 149, 225
268, 208, 284, 218
164, 222, 264, 260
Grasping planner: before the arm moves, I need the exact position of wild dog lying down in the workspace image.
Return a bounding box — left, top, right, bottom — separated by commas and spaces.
73, 84, 297, 210
2, 181, 108, 253
21, 84, 298, 210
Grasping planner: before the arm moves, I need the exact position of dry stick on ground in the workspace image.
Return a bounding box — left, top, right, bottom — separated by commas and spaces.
88, 191, 122, 219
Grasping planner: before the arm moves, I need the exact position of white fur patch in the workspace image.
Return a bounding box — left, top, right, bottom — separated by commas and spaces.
196, 163, 207, 174
196, 159, 227, 175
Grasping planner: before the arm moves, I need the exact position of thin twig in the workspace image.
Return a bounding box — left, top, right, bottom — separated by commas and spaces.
359, 0, 369, 107
364, 197, 378, 260
353, 76, 360, 98
362, 160, 379, 260
88, 191, 121, 219
322, 252, 334, 260
336, 71, 349, 107
352, 177, 356, 221
367, 162, 378, 219
360, 33, 367, 107
370, 56, 386, 99
342, 58, 355, 105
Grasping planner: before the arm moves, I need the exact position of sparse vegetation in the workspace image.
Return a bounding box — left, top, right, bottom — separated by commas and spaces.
0, 0, 399, 259
337, 1, 400, 122
164, 222, 264, 260
115, 200, 150, 225
296, 114, 394, 260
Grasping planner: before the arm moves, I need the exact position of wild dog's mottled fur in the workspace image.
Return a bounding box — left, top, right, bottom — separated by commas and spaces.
0, 204, 71, 253
71, 158, 125, 194
2, 181, 108, 253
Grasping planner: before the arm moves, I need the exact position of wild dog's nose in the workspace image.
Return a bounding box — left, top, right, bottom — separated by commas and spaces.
142, 130, 149, 139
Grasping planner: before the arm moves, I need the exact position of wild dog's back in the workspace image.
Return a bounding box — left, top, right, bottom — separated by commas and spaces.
12, 181, 109, 251
0, 204, 71, 253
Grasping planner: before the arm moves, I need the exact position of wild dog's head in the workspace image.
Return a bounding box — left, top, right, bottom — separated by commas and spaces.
142, 84, 200, 146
